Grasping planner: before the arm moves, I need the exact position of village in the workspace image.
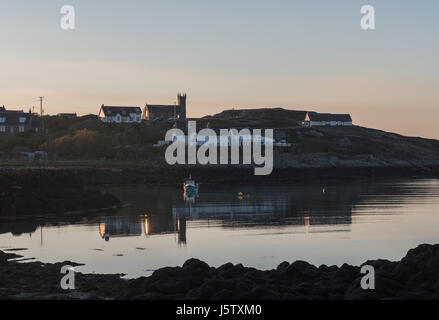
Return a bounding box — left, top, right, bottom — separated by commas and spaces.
0, 94, 353, 162
2, 1, 439, 306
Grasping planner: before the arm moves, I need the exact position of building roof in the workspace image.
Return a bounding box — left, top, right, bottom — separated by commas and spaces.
145, 105, 183, 121
0, 106, 24, 114
306, 112, 352, 122
100, 106, 142, 117
146, 105, 180, 112
0, 112, 31, 125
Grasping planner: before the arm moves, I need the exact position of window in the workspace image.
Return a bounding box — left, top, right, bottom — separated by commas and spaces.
19, 126, 25, 132
19, 117, 26, 123
0, 117, 5, 123
0, 126, 5, 132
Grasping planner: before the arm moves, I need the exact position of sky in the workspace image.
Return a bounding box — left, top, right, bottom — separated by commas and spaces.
0, 0, 438, 138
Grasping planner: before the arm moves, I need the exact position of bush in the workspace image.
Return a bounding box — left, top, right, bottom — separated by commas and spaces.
52, 129, 114, 159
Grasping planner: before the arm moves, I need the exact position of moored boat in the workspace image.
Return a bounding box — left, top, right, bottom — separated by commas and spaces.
184, 175, 198, 193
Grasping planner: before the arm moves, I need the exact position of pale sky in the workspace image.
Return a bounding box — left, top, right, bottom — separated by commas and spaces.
0, 0, 438, 138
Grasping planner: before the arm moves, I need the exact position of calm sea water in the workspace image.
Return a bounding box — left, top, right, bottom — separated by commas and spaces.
1, 179, 439, 278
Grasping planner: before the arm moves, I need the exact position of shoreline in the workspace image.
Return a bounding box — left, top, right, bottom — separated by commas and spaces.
1, 243, 439, 300
1, 164, 439, 187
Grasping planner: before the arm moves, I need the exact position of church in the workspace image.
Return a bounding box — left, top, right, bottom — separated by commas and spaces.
143, 93, 187, 121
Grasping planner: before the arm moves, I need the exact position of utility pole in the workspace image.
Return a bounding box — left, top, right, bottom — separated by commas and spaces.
174, 101, 177, 125
38, 96, 47, 184
39, 96, 44, 135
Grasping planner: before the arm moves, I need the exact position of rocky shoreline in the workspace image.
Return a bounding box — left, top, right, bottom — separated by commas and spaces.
0, 168, 122, 217
1, 244, 439, 300
0, 187, 121, 217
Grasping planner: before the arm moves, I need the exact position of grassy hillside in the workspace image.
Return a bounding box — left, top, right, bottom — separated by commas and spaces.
0, 115, 165, 161
207, 108, 439, 163
1, 109, 439, 166
287, 126, 439, 162
203, 108, 306, 128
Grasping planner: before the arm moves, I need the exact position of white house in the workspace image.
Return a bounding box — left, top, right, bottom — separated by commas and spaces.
169, 129, 277, 147
301, 112, 352, 127
99, 105, 142, 123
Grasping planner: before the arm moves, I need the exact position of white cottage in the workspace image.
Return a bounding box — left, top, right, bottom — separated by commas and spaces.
302, 112, 352, 127
170, 128, 276, 147
99, 105, 142, 123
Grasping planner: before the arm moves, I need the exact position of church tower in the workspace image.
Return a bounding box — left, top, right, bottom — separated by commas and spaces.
178, 93, 187, 119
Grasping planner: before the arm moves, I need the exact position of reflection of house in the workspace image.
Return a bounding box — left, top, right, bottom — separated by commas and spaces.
143, 215, 176, 236
97, 212, 188, 245
99, 217, 143, 240
97, 183, 359, 244
143, 93, 187, 121
301, 112, 352, 127
99, 215, 179, 240
172, 187, 353, 229
99, 105, 142, 123
173, 201, 288, 219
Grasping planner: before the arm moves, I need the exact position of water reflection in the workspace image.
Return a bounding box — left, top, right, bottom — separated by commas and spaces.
99, 216, 145, 241
2, 179, 439, 277
1, 179, 427, 241
87, 179, 435, 247
2, 179, 439, 244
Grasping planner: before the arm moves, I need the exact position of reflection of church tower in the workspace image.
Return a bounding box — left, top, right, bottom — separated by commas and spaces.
142, 215, 150, 235
175, 212, 187, 245
178, 93, 187, 119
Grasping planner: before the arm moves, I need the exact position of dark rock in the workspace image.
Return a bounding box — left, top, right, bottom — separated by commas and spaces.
218, 263, 247, 278
217, 262, 234, 272
151, 266, 182, 278
285, 260, 319, 280
186, 279, 237, 300
234, 286, 281, 300
277, 261, 290, 271
182, 259, 210, 273
211, 289, 238, 300
2, 243, 439, 300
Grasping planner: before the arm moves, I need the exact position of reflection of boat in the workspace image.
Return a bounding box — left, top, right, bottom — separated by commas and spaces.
184, 191, 197, 204
184, 175, 198, 194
